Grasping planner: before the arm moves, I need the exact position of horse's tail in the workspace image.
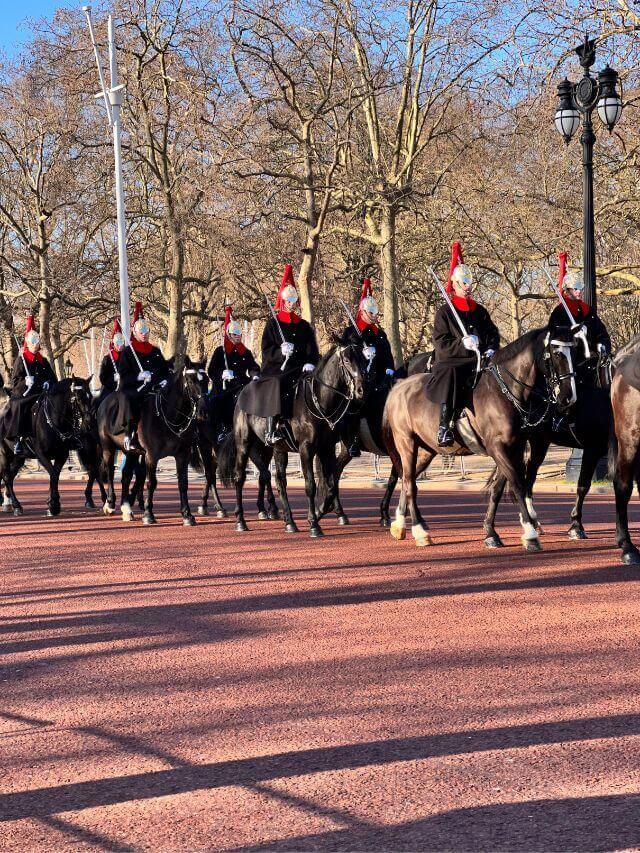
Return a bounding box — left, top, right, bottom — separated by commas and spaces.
608, 422, 619, 482
217, 433, 237, 487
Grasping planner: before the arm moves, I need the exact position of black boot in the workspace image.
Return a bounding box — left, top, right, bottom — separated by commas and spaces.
13, 436, 24, 455
265, 416, 282, 445
437, 404, 454, 447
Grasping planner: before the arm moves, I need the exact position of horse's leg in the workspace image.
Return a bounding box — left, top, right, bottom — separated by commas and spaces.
4, 456, 24, 515
256, 470, 268, 520
489, 442, 541, 552
120, 454, 136, 522
300, 443, 322, 538
380, 465, 399, 528
523, 438, 550, 534
568, 446, 600, 540
100, 445, 117, 515
330, 446, 350, 525
406, 446, 435, 546
251, 446, 279, 519
176, 452, 195, 526
36, 452, 62, 517
233, 438, 251, 533
84, 467, 96, 509
483, 469, 507, 548
611, 426, 640, 564
273, 450, 297, 533
142, 458, 158, 525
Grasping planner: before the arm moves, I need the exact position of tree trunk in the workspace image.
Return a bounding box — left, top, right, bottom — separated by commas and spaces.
164, 221, 185, 363
379, 206, 403, 365
38, 288, 55, 373
297, 237, 318, 325
50, 322, 65, 379
510, 287, 520, 340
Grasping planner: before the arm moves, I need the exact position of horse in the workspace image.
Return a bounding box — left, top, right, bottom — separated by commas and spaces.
187, 361, 280, 521
97, 358, 204, 525
482, 382, 611, 545
0, 377, 94, 516
382, 328, 579, 550
316, 349, 433, 527
218, 342, 370, 537
607, 339, 640, 565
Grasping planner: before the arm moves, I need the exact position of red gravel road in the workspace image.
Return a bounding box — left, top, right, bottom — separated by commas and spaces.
1, 479, 640, 852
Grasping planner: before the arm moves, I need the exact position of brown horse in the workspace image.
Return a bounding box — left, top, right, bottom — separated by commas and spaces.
382, 328, 578, 550
608, 341, 640, 565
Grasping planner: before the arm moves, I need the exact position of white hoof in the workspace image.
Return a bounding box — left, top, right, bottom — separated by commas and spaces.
412, 524, 432, 547
103, 501, 115, 516
121, 503, 134, 522
390, 521, 406, 541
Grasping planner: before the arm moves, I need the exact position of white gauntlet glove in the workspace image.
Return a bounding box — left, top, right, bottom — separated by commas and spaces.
138, 370, 152, 383
158, 379, 168, 389
281, 342, 294, 357
25, 375, 35, 389
43, 381, 50, 390
484, 349, 495, 360
462, 334, 479, 351
302, 363, 315, 373
221, 369, 234, 382
363, 345, 376, 361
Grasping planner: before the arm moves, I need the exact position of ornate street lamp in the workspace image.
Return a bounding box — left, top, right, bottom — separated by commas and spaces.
554, 35, 622, 310
64, 356, 73, 377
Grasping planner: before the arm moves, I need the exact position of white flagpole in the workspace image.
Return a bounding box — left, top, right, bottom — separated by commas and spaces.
83, 6, 131, 341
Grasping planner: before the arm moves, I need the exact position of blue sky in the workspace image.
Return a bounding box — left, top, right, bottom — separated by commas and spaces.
0, 1, 61, 56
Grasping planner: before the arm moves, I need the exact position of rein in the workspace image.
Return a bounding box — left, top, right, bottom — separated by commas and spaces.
37, 388, 86, 443
152, 373, 200, 437
304, 348, 359, 430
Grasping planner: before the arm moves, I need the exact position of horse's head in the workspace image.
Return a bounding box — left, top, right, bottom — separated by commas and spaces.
336, 343, 369, 403
69, 376, 94, 432
182, 357, 206, 406
542, 329, 578, 411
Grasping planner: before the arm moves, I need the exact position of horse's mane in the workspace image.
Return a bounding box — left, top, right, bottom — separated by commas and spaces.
315, 344, 340, 372
493, 328, 545, 365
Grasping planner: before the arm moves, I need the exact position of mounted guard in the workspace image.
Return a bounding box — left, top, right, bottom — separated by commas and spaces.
112, 301, 171, 451
547, 251, 611, 386
1, 315, 57, 454
207, 306, 260, 443
96, 318, 125, 406
339, 278, 395, 457
238, 264, 319, 444
425, 242, 500, 447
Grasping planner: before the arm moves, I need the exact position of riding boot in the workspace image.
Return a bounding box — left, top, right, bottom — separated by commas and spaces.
437, 403, 455, 447
123, 420, 142, 453
265, 416, 282, 445
13, 436, 24, 455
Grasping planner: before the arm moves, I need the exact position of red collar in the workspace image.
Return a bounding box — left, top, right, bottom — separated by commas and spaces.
224, 337, 246, 355
451, 295, 477, 312
277, 311, 300, 324
23, 347, 43, 364
356, 315, 379, 334
562, 293, 591, 318
109, 347, 121, 361
131, 338, 154, 355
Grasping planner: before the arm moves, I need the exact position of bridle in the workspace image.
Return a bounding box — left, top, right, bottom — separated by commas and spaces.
152, 367, 203, 437
304, 345, 363, 430
488, 333, 577, 428
37, 382, 92, 443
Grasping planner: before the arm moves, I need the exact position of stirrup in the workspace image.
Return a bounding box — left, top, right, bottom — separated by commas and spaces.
437, 427, 454, 447
124, 433, 141, 453
348, 442, 361, 458
265, 426, 283, 445
13, 437, 24, 454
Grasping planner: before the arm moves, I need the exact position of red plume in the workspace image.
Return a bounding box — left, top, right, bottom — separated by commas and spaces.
25, 315, 35, 335
111, 318, 122, 337
274, 264, 298, 314
558, 251, 568, 289
446, 242, 464, 294
224, 305, 233, 331
359, 278, 372, 302
133, 301, 144, 323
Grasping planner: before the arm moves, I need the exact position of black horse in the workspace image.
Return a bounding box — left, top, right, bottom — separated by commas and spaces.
0, 377, 94, 516
218, 343, 370, 537
383, 328, 578, 550
98, 359, 203, 525
482, 381, 611, 546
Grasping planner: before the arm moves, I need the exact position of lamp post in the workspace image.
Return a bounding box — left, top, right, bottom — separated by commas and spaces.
554, 35, 622, 483
554, 34, 623, 310
64, 356, 73, 378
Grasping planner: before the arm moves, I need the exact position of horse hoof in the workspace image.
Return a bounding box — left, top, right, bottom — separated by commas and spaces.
285, 522, 299, 534
216, 509, 228, 519
309, 526, 324, 538
235, 520, 249, 532
84, 499, 96, 509
142, 514, 157, 526
379, 517, 391, 528
522, 537, 542, 552
197, 506, 209, 517
103, 502, 115, 516
535, 523, 545, 535
621, 548, 640, 566
390, 522, 406, 541
414, 533, 432, 547
484, 535, 504, 549
13, 506, 23, 517
268, 510, 280, 521
568, 526, 587, 540
1, 502, 12, 513
257, 511, 269, 521
337, 515, 350, 526
45, 508, 60, 518
183, 515, 196, 527
122, 509, 135, 522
